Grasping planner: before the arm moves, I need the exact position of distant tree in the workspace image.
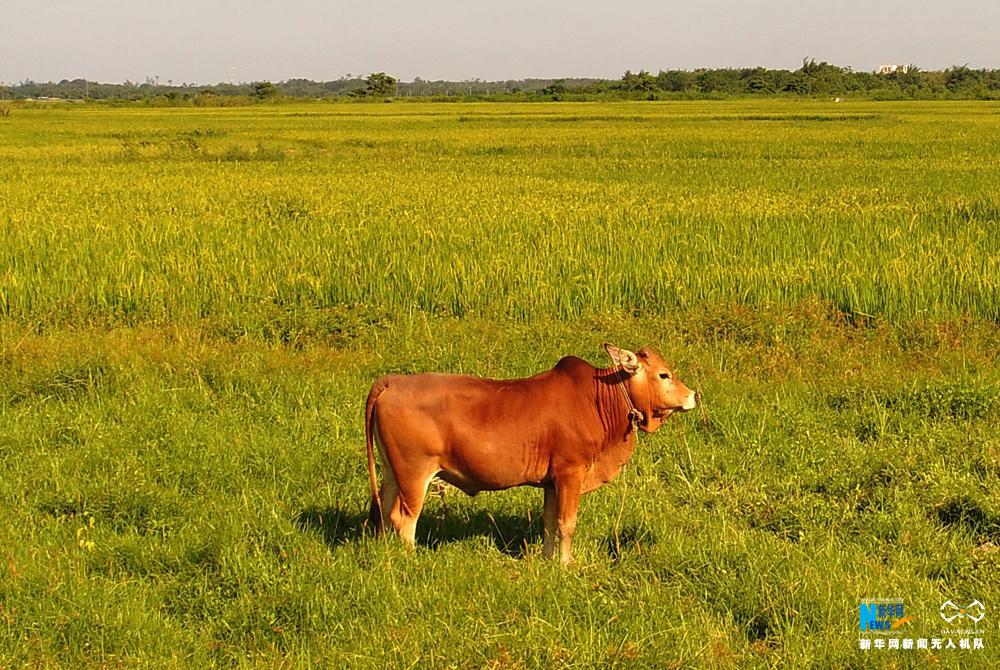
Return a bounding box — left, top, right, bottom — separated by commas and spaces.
540, 80, 566, 97
885, 64, 923, 92
796, 58, 851, 94
782, 73, 809, 95
694, 68, 740, 94
745, 67, 777, 94
253, 81, 282, 101
655, 70, 693, 92
363, 72, 398, 97
944, 65, 980, 93
619, 70, 657, 92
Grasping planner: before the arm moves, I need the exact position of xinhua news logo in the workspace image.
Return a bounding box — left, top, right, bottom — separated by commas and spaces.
860, 600, 911, 631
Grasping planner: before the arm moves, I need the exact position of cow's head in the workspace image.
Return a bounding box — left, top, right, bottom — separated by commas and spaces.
604, 343, 697, 432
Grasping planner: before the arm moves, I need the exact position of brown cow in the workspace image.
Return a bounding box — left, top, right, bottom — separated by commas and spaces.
364, 343, 697, 564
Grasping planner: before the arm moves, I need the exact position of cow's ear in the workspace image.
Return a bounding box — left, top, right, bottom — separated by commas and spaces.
604, 343, 641, 374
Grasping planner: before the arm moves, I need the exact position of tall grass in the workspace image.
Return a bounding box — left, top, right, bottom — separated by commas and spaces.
1, 101, 997, 325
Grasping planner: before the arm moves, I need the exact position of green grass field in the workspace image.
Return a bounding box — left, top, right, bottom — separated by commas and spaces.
1, 101, 998, 668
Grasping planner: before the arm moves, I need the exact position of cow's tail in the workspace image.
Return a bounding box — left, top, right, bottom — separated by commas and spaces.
365, 378, 389, 534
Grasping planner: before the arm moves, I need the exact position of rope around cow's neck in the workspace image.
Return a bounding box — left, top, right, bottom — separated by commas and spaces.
607, 355, 644, 432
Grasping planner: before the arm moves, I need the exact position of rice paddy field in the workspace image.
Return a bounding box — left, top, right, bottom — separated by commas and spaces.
1, 100, 999, 668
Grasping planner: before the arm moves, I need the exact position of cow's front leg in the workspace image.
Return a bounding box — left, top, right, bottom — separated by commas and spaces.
542, 484, 558, 559
555, 472, 583, 566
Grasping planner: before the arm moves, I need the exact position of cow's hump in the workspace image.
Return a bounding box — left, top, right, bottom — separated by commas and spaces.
553, 355, 596, 380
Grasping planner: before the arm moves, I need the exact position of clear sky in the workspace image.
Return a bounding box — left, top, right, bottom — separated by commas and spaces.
2, 1, 998, 84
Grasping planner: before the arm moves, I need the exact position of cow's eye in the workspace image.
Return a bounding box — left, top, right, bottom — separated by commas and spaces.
659, 372, 671, 380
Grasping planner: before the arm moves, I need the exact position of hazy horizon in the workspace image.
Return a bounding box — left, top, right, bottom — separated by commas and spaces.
2, 1, 998, 85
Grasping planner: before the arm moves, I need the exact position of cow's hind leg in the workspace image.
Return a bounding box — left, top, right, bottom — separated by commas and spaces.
390, 465, 437, 548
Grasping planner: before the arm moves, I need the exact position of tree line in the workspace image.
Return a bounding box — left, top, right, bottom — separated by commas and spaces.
610, 60, 998, 99
2, 61, 998, 103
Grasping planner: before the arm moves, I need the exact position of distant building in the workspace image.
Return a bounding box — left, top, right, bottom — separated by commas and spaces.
877, 64, 906, 75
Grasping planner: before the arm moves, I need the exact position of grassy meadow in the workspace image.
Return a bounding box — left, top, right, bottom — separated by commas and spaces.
1, 100, 999, 668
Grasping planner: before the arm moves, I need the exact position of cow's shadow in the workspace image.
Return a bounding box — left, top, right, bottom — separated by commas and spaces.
296, 504, 656, 561
295, 504, 542, 558
420, 507, 543, 558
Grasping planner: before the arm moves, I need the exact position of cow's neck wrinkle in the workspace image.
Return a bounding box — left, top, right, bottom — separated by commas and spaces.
594, 366, 636, 446
580, 367, 638, 492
